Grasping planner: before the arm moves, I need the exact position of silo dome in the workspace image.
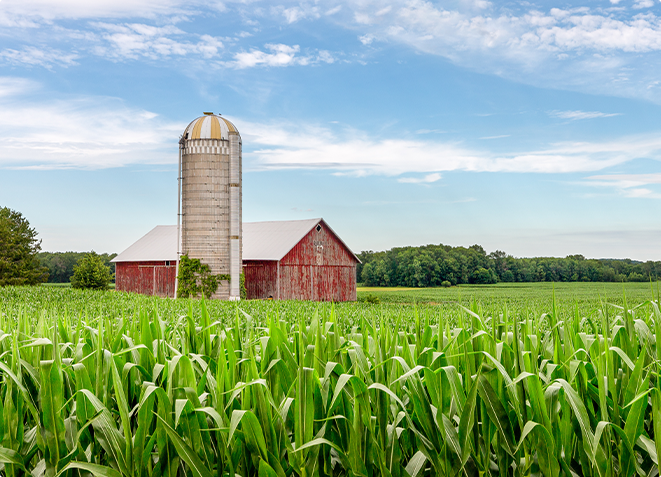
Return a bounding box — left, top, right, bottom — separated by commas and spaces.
177, 112, 242, 300
183, 113, 240, 141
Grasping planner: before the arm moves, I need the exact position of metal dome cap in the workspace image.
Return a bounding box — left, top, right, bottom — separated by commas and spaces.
183, 112, 240, 141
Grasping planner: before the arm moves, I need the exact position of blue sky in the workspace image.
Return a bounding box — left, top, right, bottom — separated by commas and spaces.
1, 0, 661, 260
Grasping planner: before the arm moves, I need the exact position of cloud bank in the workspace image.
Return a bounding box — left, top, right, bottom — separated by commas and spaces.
1, 77, 659, 192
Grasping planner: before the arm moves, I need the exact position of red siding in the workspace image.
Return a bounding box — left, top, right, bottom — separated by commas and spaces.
278, 221, 357, 301
243, 261, 278, 299
115, 261, 177, 297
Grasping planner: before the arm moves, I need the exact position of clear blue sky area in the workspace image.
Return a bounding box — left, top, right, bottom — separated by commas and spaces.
1, 0, 660, 259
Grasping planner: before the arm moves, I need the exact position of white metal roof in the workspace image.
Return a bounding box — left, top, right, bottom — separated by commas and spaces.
243, 218, 320, 261
111, 225, 178, 262
111, 218, 359, 263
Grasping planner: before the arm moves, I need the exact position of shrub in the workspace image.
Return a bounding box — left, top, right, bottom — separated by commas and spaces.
70, 252, 113, 290
359, 293, 380, 304
177, 254, 241, 299
441, 280, 451, 288
240, 273, 247, 300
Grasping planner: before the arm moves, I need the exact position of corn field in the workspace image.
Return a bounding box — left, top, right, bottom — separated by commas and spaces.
2, 287, 661, 476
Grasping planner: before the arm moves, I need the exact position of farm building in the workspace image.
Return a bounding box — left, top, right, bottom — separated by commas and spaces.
111, 218, 359, 301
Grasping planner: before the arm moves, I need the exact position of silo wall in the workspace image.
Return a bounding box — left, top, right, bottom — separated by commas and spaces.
180, 136, 241, 299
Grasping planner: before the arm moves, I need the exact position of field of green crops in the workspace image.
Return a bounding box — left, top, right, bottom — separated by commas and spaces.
2, 284, 661, 477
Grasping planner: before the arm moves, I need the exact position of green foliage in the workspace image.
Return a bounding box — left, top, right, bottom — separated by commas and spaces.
358, 244, 661, 287
240, 272, 246, 300
70, 251, 113, 290
177, 254, 229, 299
38, 251, 116, 283
358, 293, 380, 304
1, 285, 661, 476
0, 206, 48, 286
441, 280, 452, 287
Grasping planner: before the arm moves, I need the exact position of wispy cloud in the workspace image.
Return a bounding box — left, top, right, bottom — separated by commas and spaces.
358, 34, 375, 45
0, 47, 78, 68
331, 1, 661, 101
585, 173, 661, 198
229, 44, 334, 68
633, 0, 655, 9
398, 173, 442, 183
549, 110, 621, 120
4, 78, 661, 177
480, 134, 510, 139
0, 0, 206, 20
91, 23, 223, 60
0, 77, 181, 169
0, 77, 38, 97
416, 129, 447, 134
238, 119, 661, 176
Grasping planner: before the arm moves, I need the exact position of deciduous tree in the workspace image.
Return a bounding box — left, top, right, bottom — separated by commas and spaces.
70, 252, 113, 290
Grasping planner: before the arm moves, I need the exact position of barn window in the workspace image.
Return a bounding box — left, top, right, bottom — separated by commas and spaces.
165, 261, 170, 266
316, 224, 322, 232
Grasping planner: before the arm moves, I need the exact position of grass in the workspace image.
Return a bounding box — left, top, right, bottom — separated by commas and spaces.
0, 284, 660, 476
358, 281, 660, 316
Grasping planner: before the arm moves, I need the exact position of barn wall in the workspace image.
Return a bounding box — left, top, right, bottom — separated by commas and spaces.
243, 261, 277, 299
278, 222, 357, 301
115, 261, 177, 297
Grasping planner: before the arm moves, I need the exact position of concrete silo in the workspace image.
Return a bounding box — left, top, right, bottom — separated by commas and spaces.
177, 112, 242, 300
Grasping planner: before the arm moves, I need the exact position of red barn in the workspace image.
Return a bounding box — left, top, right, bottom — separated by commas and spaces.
111, 218, 359, 301
112, 226, 178, 298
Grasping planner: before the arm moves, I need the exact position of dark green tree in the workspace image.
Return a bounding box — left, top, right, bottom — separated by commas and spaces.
0, 207, 48, 286
70, 252, 113, 290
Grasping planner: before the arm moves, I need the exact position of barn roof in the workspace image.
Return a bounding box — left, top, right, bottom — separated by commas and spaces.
111, 225, 178, 263
244, 218, 321, 261
111, 218, 359, 263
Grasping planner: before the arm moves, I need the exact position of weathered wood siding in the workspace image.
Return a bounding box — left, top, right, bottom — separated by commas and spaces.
115, 261, 177, 297
243, 261, 278, 299
279, 221, 357, 301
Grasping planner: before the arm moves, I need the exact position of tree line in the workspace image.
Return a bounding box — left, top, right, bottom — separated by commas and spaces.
38, 251, 117, 283
357, 244, 661, 287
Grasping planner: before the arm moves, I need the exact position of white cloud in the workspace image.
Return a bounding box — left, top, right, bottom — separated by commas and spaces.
588, 173, 661, 185
283, 7, 306, 23
398, 173, 442, 183
549, 110, 621, 120
359, 34, 375, 45
584, 173, 661, 198
3, 79, 660, 177
326, 6, 342, 15
633, 0, 655, 9
480, 134, 510, 139
621, 188, 661, 198
0, 47, 78, 68
230, 44, 334, 68
416, 129, 446, 134
0, 0, 197, 20
330, 1, 661, 101
0, 77, 38, 97
390, 4, 661, 54
270, 4, 321, 24
237, 119, 661, 176
91, 23, 223, 60
0, 77, 181, 169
